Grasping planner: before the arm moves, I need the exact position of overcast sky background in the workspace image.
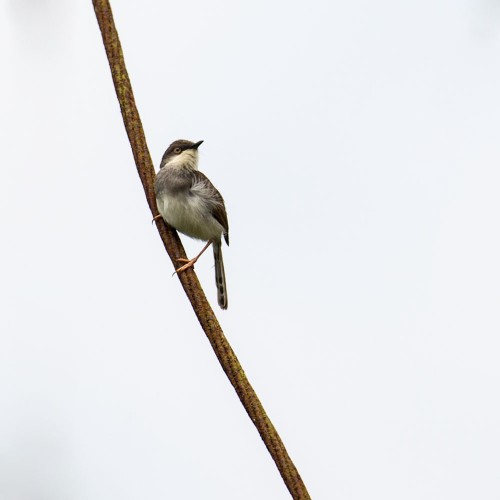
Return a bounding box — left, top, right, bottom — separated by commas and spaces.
2, 0, 500, 498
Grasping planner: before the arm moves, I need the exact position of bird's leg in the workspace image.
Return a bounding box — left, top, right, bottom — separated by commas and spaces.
152, 214, 163, 224
174, 240, 213, 274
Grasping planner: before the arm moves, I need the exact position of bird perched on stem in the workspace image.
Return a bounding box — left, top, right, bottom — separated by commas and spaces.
154, 139, 229, 309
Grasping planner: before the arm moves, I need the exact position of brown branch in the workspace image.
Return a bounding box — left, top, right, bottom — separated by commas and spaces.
91, 1, 311, 498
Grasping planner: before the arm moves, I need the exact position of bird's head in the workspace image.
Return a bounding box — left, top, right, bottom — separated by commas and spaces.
160, 139, 203, 169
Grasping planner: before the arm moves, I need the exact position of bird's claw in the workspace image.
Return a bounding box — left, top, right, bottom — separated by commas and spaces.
152, 214, 162, 225
172, 258, 197, 276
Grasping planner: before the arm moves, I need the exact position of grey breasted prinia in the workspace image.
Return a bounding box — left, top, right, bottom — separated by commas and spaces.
154, 139, 229, 309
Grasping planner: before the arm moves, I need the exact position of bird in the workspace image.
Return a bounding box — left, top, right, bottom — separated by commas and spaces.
154, 139, 229, 309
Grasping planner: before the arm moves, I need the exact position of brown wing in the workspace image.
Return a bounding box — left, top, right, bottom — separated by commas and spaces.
191, 170, 229, 246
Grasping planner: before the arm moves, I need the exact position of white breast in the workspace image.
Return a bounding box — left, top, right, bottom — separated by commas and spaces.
156, 191, 223, 242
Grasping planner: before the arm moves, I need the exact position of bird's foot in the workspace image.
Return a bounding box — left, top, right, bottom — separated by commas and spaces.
173, 257, 199, 275
171, 240, 213, 276
152, 214, 162, 225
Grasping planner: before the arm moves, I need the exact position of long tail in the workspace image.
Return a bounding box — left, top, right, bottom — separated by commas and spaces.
213, 240, 228, 309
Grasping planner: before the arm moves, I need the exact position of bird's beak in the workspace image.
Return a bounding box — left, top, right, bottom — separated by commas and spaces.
192, 140, 204, 150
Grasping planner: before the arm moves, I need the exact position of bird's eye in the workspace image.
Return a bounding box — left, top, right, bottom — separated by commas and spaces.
174, 147, 182, 154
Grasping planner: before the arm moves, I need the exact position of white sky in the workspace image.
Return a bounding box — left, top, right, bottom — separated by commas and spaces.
2, 0, 500, 498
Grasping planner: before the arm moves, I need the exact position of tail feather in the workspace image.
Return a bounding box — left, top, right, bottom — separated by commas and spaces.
213, 240, 228, 309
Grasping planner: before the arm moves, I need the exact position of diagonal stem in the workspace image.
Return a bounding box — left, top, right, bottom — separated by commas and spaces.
91, 1, 311, 498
